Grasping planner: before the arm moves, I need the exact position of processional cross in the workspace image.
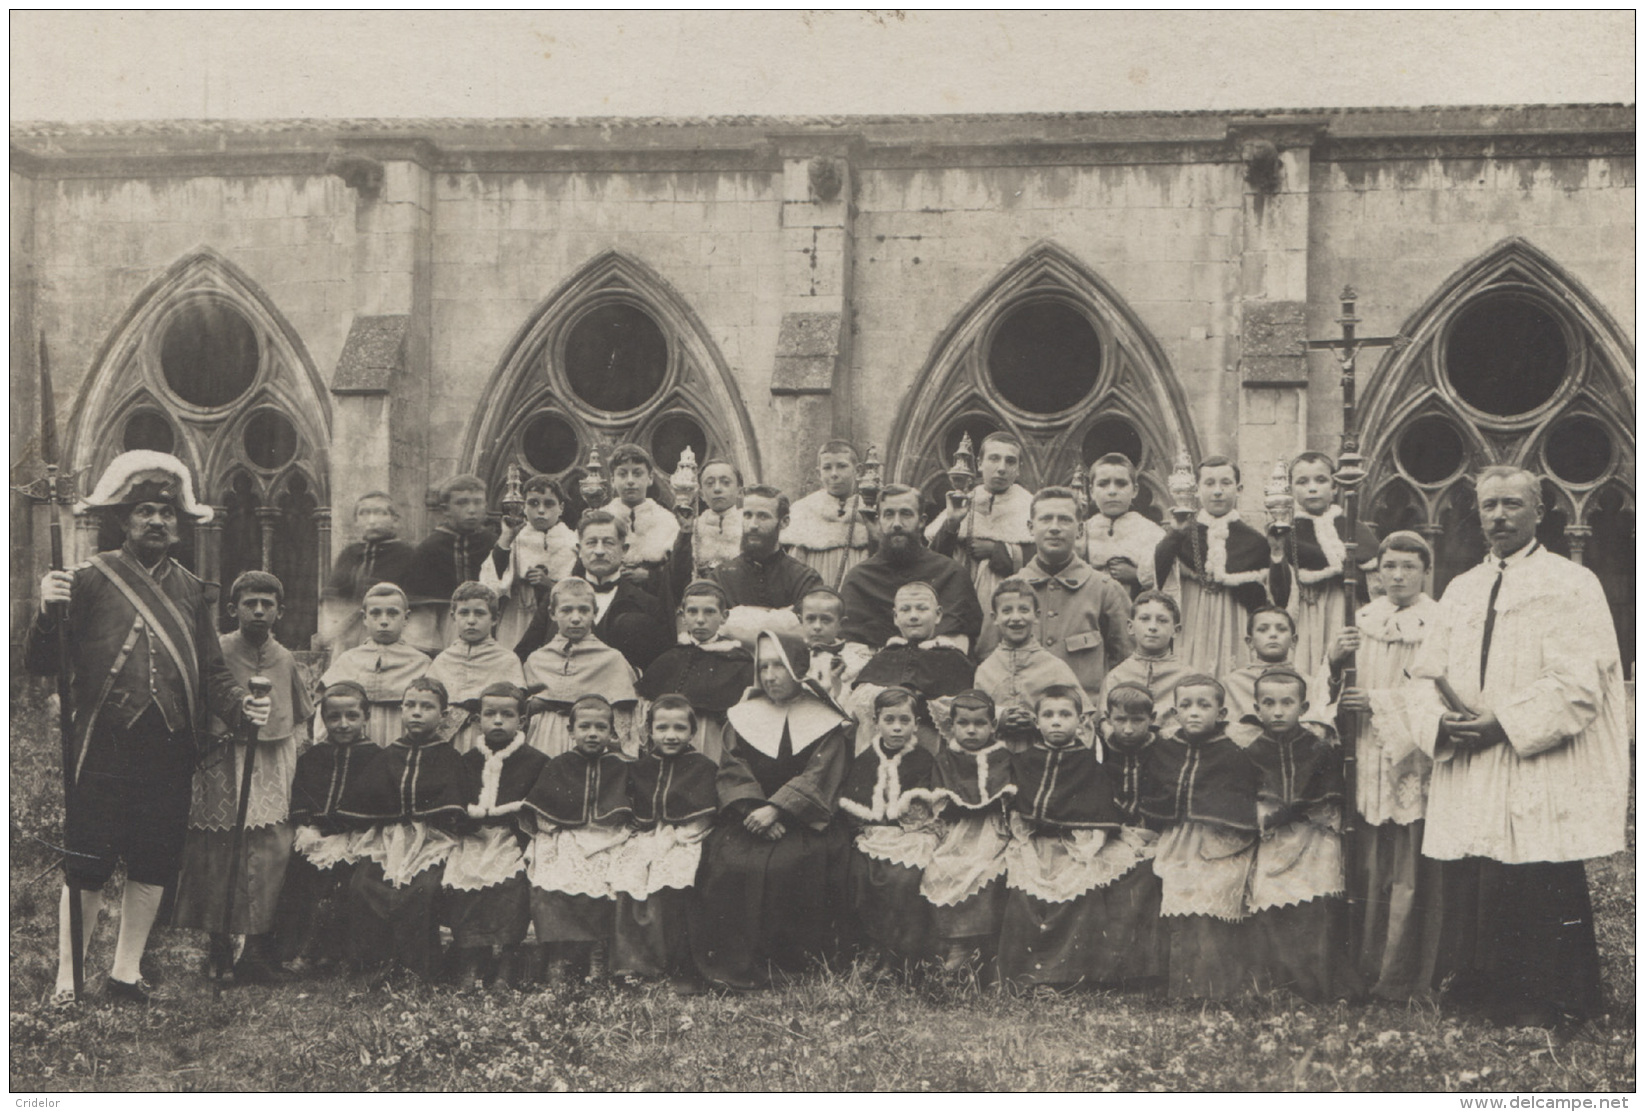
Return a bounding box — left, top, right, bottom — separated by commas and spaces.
1300, 287, 1407, 941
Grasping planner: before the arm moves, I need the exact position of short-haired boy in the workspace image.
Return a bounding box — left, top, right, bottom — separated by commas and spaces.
318, 582, 430, 748
926, 432, 1034, 605
1323, 530, 1443, 1001
1139, 674, 1261, 1000
849, 581, 975, 755
973, 577, 1081, 752
610, 694, 720, 990
1100, 589, 1192, 726
427, 581, 526, 752
1084, 453, 1165, 600
798, 586, 855, 697
634, 579, 753, 763
1246, 667, 1357, 1001
340, 676, 474, 980
1222, 604, 1312, 745
999, 684, 1146, 989
442, 682, 548, 991
523, 578, 641, 757
406, 474, 501, 652
835, 686, 940, 969
482, 474, 579, 651
173, 570, 313, 983
524, 694, 636, 985
912, 690, 1015, 977
321, 491, 417, 651
1152, 455, 1290, 678
271, 681, 376, 973
1283, 450, 1380, 677
606, 444, 680, 600
782, 440, 873, 588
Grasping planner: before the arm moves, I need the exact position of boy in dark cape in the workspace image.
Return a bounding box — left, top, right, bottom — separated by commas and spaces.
339, 676, 474, 980
523, 694, 636, 983
835, 686, 941, 968
691, 631, 853, 991
272, 681, 377, 971
442, 682, 548, 990
611, 695, 720, 988
999, 685, 1151, 989
1139, 674, 1260, 1001
908, 690, 1016, 978
1244, 667, 1359, 1002
1092, 681, 1168, 985
635, 580, 754, 764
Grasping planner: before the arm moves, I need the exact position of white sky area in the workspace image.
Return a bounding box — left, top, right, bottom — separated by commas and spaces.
10, 10, 1636, 121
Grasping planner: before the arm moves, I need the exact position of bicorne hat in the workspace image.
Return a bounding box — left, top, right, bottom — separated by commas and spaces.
77, 450, 214, 523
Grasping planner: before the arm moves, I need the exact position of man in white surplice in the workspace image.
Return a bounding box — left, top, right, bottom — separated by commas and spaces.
1402, 465, 1627, 1028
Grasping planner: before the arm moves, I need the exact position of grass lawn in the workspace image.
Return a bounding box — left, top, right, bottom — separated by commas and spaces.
8, 689, 1635, 1093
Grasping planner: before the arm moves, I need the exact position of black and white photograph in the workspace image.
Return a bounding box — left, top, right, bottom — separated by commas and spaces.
7, 10, 1635, 1095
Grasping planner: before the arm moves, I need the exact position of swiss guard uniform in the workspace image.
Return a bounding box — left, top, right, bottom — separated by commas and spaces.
26, 453, 248, 894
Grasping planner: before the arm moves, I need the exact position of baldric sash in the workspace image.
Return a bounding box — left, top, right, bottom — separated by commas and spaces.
87, 551, 201, 731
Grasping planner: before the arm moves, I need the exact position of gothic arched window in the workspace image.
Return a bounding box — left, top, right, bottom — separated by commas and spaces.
1360, 239, 1635, 666
887, 241, 1197, 523
462, 252, 758, 517
69, 250, 331, 646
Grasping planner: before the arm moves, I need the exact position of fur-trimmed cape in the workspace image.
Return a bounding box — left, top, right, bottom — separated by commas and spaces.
909, 739, 1016, 813
837, 741, 936, 824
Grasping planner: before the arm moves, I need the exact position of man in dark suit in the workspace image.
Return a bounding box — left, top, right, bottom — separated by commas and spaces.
512, 509, 672, 673
30, 450, 270, 1005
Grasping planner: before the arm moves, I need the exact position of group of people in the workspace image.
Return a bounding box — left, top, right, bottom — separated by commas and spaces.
30, 436, 1627, 1030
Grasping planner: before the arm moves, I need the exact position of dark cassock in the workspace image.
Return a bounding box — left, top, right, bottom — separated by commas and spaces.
1404, 538, 1628, 1026
834, 739, 938, 963
319, 536, 417, 650
442, 734, 548, 952
635, 635, 754, 763
523, 746, 636, 944
999, 733, 1154, 989
336, 734, 474, 979
850, 639, 977, 754
1154, 511, 1290, 679
1138, 729, 1261, 1001
691, 632, 853, 990
610, 746, 720, 980
512, 573, 673, 674
838, 545, 984, 651
1246, 719, 1359, 1003
404, 523, 502, 651
915, 732, 1016, 967
271, 731, 376, 966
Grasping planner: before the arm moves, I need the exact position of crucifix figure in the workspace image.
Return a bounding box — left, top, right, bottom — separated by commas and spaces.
1300, 285, 1407, 954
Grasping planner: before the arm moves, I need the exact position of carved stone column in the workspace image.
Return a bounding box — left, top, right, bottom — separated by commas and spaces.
73, 509, 99, 566
256, 507, 281, 572
1564, 523, 1592, 567
196, 505, 226, 585
1416, 522, 1446, 596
